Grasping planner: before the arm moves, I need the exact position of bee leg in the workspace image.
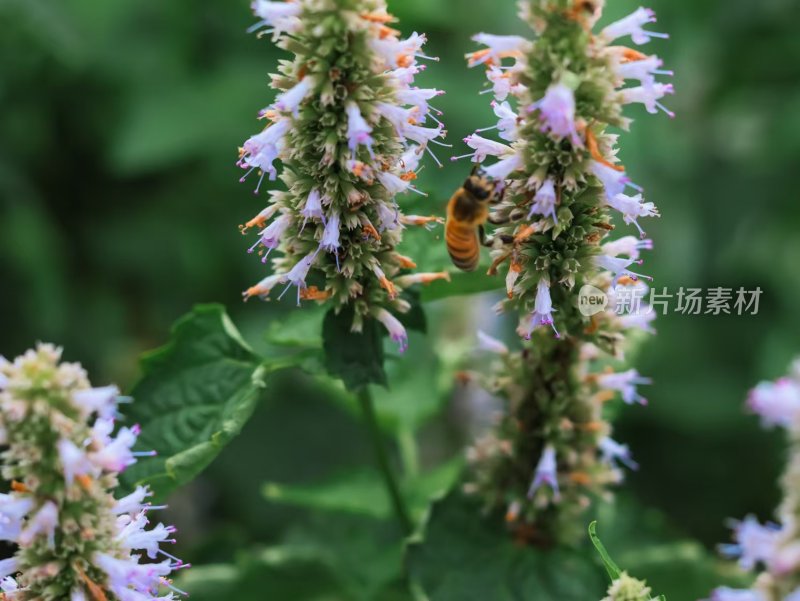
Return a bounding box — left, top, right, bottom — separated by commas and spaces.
487, 214, 511, 225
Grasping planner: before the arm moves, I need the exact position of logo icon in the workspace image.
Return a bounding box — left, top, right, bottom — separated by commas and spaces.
578, 284, 608, 316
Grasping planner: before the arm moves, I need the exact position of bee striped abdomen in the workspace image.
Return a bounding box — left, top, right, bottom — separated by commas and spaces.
446, 220, 481, 272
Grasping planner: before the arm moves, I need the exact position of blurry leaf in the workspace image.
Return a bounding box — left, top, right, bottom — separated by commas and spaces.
589, 521, 622, 581
265, 306, 325, 348
407, 491, 606, 600
176, 550, 348, 601
110, 65, 264, 174
323, 306, 387, 391
121, 304, 294, 499
420, 271, 503, 302
263, 469, 391, 519
282, 512, 407, 600
262, 458, 463, 522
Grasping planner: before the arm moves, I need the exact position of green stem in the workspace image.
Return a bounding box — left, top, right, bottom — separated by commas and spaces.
357, 386, 414, 536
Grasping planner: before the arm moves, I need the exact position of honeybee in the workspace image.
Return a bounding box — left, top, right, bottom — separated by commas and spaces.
445, 167, 499, 272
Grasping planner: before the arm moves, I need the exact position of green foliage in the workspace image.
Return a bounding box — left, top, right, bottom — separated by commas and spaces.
407, 491, 607, 600
121, 304, 288, 499
323, 306, 388, 390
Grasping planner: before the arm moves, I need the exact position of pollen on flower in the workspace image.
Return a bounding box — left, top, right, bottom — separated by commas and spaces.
462, 0, 670, 545
237, 0, 448, 338
0, 344, 184, 600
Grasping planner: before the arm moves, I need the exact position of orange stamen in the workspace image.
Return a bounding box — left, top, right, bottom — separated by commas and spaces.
417, 272, 451, 285
77, 565, 108, 601
401, 215, 444, 227
514, 224, 538, 244
76, 474, 93, 493
621, 47, 648, 63
362, 222, 382, 241
466, 49, 493, 68
11, 480, 28, 493
576, 421, 604, 432
378, 276, 397, 299
593, 390, 616, 404
240, 213, 269, 235
360, 12, 396, 23
400, 171, 417, 181
586, 128, 624, 171
569, 472, 592, 486
379, 25, 400, 39
243, 285, 271, 302
300, 286, 332, 301
395, 254, 417, 269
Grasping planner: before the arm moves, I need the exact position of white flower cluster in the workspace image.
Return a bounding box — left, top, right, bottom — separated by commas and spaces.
709, 360, 800, 601
0, 344, 185, 601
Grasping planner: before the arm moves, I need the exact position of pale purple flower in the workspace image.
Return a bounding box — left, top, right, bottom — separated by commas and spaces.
595, 254, 651, 283
614, 54, 673, 86
606, 192, 659, 237
457, 134, 513, 163
280, 250, 319, 304
72, 385, 119, 419
274, 76, 314, 117
18, 501, 58, 548
590, 161, 641, 200
597, 369, 652, 405
620, 83, 675, 117
528, 178, 558, 223
469, 33, 530, 66
602, 235, 653, 260
114, 486, 153, 515
492, 100, 519, 141
485, 66, 525, 102
483, 153, 523, 180
377, 171, 411, 195
369, 32, 429, 70
90, 425, 139, 473
57, 438, 92, 485
250, 0, 302, 40
238, 118, 291, 185
527, 445, 560, 501
395, 87, 443, 120
520, 279, 559, 339
601, 7, 669, 45
0, 559, 18, 579
599, 437, 639, 470
707, 589, 767, 601
529, 83, 582, 146
618, 310, 657, 334
0, 494, 33, 542
95, 552, 172, 599
300, 189, 325, 225
719, 516, 781, 572
376, 201, 400, 232
374, 308, 408, 353
748, 378, 800, 428
320, 211, 341, 254
477, 330, 509, 355
250, 213, 291, 255
346, 102, 374, 156
404, 123, 444, 146
117, 511, 175, 559
376, 102, 413, 135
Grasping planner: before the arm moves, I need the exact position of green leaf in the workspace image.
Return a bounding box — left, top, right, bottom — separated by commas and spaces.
407, 491, 606, 601
263, 469, 392, 519
323, 305, 387, 390
121, 304, 289, 499
589, 521, 622, 581
420, 271, 503, 302
175, 550, 347, 601
262, 458, 463, 522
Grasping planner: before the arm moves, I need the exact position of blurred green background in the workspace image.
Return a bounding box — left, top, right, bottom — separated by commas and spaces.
2, 0, 800, 597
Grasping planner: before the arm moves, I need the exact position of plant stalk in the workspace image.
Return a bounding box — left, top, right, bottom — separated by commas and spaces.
357, 386, 414, 536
